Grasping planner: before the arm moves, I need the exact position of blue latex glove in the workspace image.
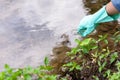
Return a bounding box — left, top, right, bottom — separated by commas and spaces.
77, 6, 120, 37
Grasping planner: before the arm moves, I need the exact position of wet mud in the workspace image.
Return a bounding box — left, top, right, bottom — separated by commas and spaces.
50, 0, 120, 80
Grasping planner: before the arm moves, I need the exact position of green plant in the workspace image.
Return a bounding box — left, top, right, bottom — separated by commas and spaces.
92, 75, 99, 80
110, 52, 118, 64
91, 51, 100, 63
103, 70, 111, 78
98, 61, 107, 73
112, 31, 120, 43
63, 62, 82, 71
1, 32, 120, 80
39, 57, 53, 71
116, 61, 120, 71
67, 47, 81, 58
97, 34, 108, 44
75, 38, 98, 54
0, 57, 57, 80
108, 72, 120, 80
107, 61, 120, 80
79, 38, 97, 54
60, 78, 67, 80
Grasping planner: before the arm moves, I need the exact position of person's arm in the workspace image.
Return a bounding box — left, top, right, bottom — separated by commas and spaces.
106, 2, 119, 15
78, 1, 120, 37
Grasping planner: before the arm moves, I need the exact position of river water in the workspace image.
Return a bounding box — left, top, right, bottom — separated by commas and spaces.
0, 0, 85, 70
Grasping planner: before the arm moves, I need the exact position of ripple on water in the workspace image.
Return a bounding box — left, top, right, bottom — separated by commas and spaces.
0, 0, 85, 71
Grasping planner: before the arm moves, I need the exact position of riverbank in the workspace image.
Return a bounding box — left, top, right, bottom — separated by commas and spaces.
0, 24, 120, 79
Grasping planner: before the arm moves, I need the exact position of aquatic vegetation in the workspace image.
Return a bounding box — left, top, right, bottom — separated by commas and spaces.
0, 31, 120, 80
63, 62, 82, 72
0, 57, 58, 80
50, 31, 120, 80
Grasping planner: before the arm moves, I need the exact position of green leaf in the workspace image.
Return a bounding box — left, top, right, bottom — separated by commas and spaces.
102, 62, 107, 68
98, 61, 107, 73
92, 75, 99, 80
44, 57, 49, 66
4, 64, 13, 74
0, 72, 5, 80
61, 78, 67, 80
104, 70, 111, 78
75, 39, 81, 44
116, 61, 120, 71
80, 38, 92, 46
24, 75, 32, 80
63, 62, 73, 67
69, 67, 73, 71
104, 40, 108, 44
75, 65, 82, 70
39, 65, 53, 71
44, 75, 57, 80
110, 52, 118, 64
79, 38, 97, 54
92, 45, 98, 49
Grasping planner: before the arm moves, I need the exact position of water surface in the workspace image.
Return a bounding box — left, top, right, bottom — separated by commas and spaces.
0, 0, 85, 70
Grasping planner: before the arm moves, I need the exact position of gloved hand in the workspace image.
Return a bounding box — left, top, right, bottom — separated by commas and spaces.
77, 6, 120, 37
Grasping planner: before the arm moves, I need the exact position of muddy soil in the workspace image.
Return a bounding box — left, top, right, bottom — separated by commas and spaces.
50, 0, 120, 80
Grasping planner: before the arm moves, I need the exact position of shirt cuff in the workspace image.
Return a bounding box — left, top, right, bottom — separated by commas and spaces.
111, 0, 120, 12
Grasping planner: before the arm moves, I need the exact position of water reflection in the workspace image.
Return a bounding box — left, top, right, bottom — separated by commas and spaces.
0, 0, 85, 70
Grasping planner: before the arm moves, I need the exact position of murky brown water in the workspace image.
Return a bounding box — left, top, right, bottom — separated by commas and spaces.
0, 0, 85, 71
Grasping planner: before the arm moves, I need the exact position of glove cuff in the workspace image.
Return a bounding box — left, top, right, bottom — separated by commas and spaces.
92, 6, 120, 23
